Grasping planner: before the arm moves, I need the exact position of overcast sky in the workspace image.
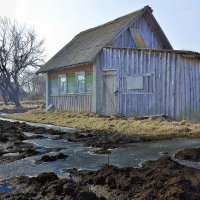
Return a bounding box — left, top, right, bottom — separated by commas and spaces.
0, 0, 200, 61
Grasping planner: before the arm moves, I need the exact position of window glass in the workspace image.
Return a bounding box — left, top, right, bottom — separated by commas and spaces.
85, 73, 93, 93
67, 75, 75, 93
50, 78, 58, 95
59, 76, 67, 94
76, 73, 85, 93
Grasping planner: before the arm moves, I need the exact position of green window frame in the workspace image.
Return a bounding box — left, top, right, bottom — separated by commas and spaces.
67, 75, 75, 94
50, 72, 93, 96
85, 73, 93, 93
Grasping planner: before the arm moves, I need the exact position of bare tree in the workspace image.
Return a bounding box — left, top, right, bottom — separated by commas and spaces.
0, 82, 8, 105
0, 17, 45, 107
21, 71, 45, 100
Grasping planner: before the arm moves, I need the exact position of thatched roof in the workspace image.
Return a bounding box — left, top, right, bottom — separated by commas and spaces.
38, 6, 171, 73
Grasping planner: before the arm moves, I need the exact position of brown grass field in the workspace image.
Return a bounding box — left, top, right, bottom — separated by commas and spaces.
4, 109, 200, 140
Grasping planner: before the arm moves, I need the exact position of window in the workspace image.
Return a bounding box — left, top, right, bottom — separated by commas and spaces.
67, 75, 75, 94
50, 72, 93, 95
59, 76, 67, 94
76, 72, 85, 93
50, 78, 58, 95
85, 73, 93, 93
130, 28, 147, 48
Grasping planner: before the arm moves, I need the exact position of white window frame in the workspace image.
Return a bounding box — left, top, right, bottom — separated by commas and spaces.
50, 77, 58, 95
58, 75, 67, 94
76, 72, 85, 94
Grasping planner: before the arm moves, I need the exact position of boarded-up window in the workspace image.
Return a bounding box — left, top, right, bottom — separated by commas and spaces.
130, 28, 147, 48
85, 73, 93, 93
50, 78, 58, 95
126, 76, 144, 90
67, 75, 75, 94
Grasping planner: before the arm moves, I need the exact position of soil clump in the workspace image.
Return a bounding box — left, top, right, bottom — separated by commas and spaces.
175, 147, 200, 162
1, 157, 200, 200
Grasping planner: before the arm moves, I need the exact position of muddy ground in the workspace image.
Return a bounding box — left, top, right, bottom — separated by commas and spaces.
0, 120, 63, 164
1, 156, 200, 200
1, 120, 200, 199
0, 119, 150, 164
175, 147, 200, 162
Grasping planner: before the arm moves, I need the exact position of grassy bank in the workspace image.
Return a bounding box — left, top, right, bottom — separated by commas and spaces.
4, 109, 200, 140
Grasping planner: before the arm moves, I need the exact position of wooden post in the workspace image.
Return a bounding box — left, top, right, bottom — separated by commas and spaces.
45, 72, 49, 109
92, 61, 97, 113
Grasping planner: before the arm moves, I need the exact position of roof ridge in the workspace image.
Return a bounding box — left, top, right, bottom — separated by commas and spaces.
75, 5, 152, 36
38, 5, 154, 73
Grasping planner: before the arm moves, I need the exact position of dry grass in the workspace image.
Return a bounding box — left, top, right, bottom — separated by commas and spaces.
4, 109, 200, 140
0, 100, 45, 110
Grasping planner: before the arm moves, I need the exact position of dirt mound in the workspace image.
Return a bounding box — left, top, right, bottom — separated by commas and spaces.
37, 153, 68, 163
0, 172, 105, 200
93, 148, 111, 154
175, 147, 200, 162
0, 120, 62, 164
1, 120, 200, 199
66, 130, 151, 150
1, 157, 200, 199
74, 157, 200, 200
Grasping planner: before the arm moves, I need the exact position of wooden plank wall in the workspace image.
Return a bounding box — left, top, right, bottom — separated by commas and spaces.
96, 47, 200, 120
111, 15, 162, 49
47, 63, 93, 112
50, 95, 93, 112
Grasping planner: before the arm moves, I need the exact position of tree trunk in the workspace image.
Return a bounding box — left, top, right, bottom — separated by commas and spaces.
1, 90, 8, 105
12, 95, 21, 107
5, 85, 21, 108
11, 90, 21, 108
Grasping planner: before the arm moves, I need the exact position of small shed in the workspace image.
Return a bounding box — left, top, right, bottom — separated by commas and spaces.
38, 6, 200, 120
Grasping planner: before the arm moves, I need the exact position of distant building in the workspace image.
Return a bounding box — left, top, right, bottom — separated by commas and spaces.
38, 6, 200, 120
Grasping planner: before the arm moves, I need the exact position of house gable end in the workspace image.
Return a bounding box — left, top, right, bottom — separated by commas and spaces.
109, 8, 172, 50
38, 6, 172, 74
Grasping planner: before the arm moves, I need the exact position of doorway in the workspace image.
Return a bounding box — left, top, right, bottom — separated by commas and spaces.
102, 70, 117, 115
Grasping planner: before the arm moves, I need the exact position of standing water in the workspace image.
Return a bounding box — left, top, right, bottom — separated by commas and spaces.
0, 135, 200, 181
0, 117, 200, 181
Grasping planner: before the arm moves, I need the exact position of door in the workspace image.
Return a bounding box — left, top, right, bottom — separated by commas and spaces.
102, 71, 117, 115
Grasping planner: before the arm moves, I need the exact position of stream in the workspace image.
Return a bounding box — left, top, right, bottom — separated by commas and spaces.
0, 117, 200, 182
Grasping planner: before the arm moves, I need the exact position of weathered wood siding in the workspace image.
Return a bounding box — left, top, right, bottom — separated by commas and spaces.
47, 64, 94, 112
111, 15, 162, 49
95, 47, 200, 120
50, 95, 93, 112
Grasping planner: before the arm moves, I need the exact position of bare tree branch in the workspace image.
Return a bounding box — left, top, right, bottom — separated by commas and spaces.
0, 16, 45, 106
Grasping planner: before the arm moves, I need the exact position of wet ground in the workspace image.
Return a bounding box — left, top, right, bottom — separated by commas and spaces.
0, 118, 200, 199
1, 156, 200, 200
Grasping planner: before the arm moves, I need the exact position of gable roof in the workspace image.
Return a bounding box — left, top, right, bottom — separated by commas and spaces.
38, 6, 172, 73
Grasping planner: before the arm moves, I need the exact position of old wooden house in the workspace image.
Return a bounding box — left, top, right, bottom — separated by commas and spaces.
38, 6, 200, 120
